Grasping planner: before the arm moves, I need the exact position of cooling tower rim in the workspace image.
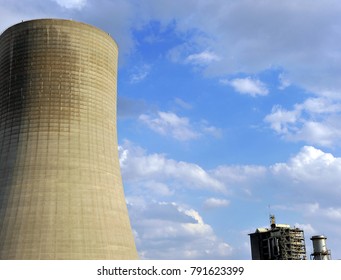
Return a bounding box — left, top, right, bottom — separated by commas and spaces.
0, 18, 118, 47
310, 235, 327, 240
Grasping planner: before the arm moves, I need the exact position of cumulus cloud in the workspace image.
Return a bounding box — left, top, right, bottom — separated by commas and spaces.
119, 141, 226, 193
129, 200, 233, 259
120, 140, 269, 197
221, 77, 269, 97
120, 142, 233, 258
264, 105, 300, 134
120, 141, 341, 258
291, 121, 341, 147
265, 97, 341, 147
271, 146, 341, 201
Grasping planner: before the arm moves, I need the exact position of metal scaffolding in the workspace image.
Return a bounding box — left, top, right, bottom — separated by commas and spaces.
249, 215, 306, 260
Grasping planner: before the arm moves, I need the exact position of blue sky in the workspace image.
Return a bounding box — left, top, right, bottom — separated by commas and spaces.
2, 0, 341, 259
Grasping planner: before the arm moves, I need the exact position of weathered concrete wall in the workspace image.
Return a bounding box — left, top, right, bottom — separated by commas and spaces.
0, 19, 138, 259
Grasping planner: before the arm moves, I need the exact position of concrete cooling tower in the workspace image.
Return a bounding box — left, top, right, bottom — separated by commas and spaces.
0, 19, 138, 259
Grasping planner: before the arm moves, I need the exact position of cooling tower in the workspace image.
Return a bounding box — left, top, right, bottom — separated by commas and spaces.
0, 19, 138, 259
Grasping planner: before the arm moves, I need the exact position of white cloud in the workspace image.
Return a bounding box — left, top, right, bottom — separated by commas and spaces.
204, 198, 230, 209
271, 146, 341, 200
121, 141, 341, 259
130, 64, 151, 83
52, 0, 87, 10
144, 0, 341, 97
129, 200, 233, 259
119, 141, 226, 193
120, 140, 266, 197
139, 111, 200, 141
186, 51, 220, 65
291, 121, 338, 147
139, 111, 221, 141
200, 120, 223, 138
272, 146, 334, 176
264, 105, 300, 134
300, 98, 341, 114
223, 77, 269, 97
265, 97, 341, 147
3, 0, 341, 96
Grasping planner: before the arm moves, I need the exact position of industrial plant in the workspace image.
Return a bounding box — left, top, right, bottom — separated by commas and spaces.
0, 19, 137, 259
249, 215, 332, 260
0, 18, 336, 262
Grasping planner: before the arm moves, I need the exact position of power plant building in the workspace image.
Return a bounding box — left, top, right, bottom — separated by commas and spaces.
0, 19, 138, 259
249, 215, 306, 260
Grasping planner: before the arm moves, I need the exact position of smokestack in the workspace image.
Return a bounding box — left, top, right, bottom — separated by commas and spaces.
310, 235, 331, 260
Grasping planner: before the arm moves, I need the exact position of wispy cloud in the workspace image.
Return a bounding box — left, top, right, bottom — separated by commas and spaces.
139, 111, 200, 141
3, 0, 341, 95
278, 73, 291, 90
130, 64, 151, 83
204, 198, 230, 209
174, 98, 193, 110
200, 120, 223, 138
52, 0, 87, 10
186, 51, 220, 65
138, 111, 221, 141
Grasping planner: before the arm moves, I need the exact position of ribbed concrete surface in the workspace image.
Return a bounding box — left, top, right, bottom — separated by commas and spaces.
0, 19, 138, 259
